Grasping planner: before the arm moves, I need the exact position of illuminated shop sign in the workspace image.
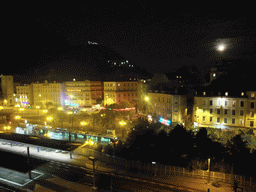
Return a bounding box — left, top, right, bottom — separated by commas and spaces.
159, 117, 171, 125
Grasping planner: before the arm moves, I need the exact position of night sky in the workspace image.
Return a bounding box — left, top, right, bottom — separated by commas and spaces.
2, 2, 256, 81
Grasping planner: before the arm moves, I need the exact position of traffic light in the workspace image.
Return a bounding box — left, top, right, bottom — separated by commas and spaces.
108, 108, 112, 110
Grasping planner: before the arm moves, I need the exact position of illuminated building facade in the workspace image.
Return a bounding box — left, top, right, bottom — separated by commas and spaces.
1, 75, 14, 106
193, 91, 256, 129
144, 92, 187, 126
15, 84, 33, 107
137, 79, 151, 114
104, 81, 138, 106
90, 81, 103, 105
65, 80, 91, 107
32, 80, 66, 107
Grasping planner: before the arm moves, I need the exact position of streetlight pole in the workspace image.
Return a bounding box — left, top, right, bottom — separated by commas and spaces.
89, 156, 97, 191
207, 158, 211, 184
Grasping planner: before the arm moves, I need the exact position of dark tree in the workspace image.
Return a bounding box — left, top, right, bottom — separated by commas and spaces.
167, 125, 194, 166
194, 128, 214, 159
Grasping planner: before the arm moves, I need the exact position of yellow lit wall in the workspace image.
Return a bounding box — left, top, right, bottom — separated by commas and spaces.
65, 80, 91, 106
193, 93, 256, 128
32, 81, 66, 107
104, 81, 138, 106
145, 92, 187, 125
16, 84, 33, 106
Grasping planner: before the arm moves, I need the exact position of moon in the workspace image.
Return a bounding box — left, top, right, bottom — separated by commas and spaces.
218, 44, 225, 51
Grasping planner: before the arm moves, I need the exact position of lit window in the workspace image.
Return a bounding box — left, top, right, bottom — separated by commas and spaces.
251, 93, 255, 98
232, 101, 236, 107
250, 112, 254, 117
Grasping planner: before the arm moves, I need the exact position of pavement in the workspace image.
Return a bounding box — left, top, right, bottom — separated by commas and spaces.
28, 175, 93, 192
1, 138, 255, 192
112, 164, 256, 192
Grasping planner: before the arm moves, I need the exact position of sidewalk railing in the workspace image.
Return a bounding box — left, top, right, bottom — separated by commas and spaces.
90, 152, 256, 188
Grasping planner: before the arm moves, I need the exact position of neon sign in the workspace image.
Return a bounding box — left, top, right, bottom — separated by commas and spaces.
159, 117, 171, 125
70, 103, 79, 107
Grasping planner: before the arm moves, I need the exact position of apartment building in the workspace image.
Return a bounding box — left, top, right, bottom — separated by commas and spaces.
15, 84, 33, 107
104, 81, 138, 106
1, 75, 14, 106
193, 91, 256, 129
32, 80, 66, 107
144, 91, 187, 125
90, 81, 103, 104
65, 80, 91, 107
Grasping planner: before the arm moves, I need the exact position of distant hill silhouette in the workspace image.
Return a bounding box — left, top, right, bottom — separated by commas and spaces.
15, 43, 151, 83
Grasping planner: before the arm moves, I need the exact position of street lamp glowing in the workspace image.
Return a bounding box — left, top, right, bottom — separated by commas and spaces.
46, 116, 53, 121
119, 121, 127, 125
36, 106, 40, 109
4, 126, 11, 130
80, 121, 87, 125
15, 115, 21, 119
145, 97, 149, 101
58, 107, 63, 110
